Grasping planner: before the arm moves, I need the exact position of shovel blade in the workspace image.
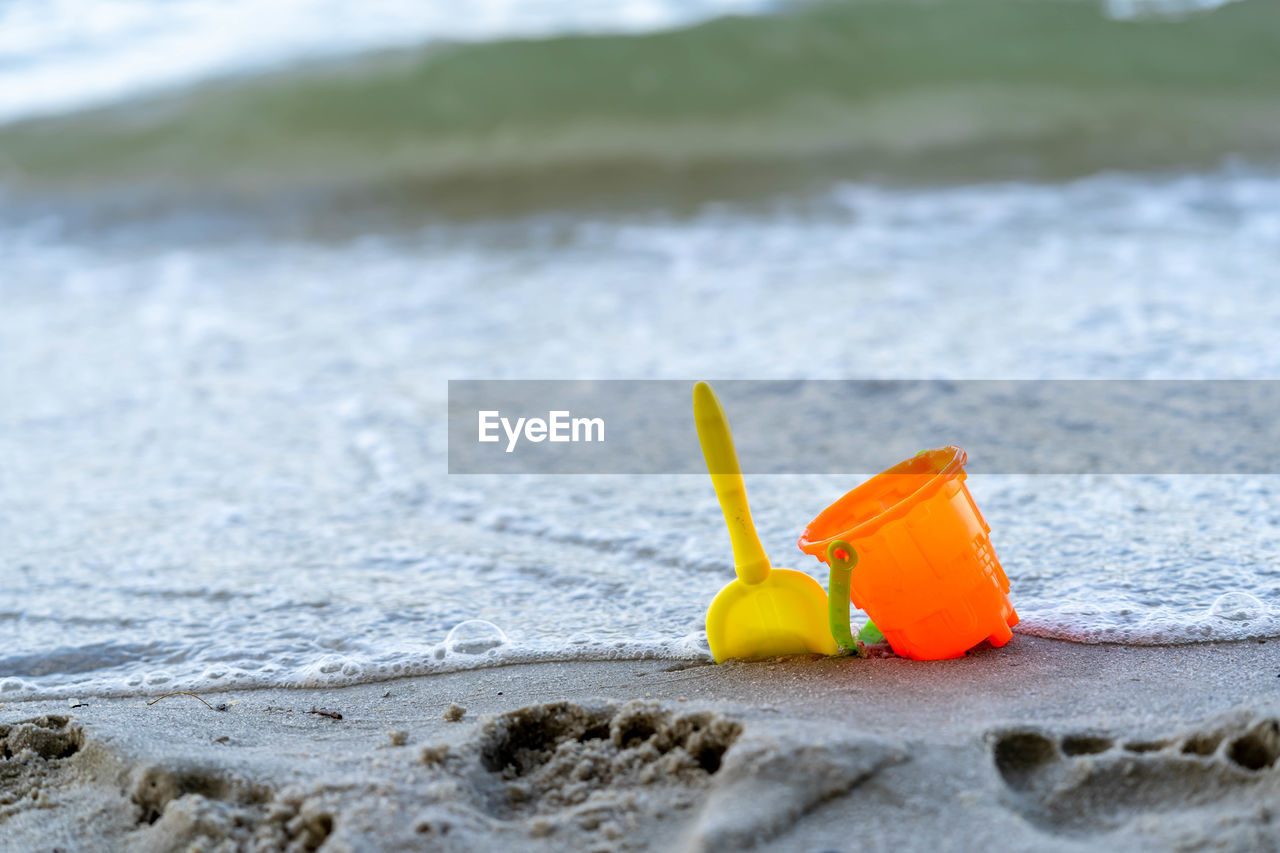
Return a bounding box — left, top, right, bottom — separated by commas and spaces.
705, 568, 838, 663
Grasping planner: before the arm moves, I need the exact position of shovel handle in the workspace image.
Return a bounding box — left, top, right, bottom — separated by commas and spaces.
693, 382, 771, 585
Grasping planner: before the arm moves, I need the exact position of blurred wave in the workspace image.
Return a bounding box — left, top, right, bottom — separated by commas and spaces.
2, 0, 1278, 223
0, 0, 777, 122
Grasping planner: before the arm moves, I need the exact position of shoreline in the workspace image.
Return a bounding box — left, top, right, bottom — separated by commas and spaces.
4, 636, 1279, 851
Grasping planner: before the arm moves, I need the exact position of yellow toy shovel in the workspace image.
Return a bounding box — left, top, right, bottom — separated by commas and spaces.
694, 382, 838, 663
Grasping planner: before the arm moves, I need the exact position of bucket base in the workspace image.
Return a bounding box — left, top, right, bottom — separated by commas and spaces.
986, 609, 1018, 649
882, 593, 1019, 661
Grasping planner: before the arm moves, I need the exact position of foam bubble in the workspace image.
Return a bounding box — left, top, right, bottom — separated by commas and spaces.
444, 620, 508, 655
1208, 591, 1267, 622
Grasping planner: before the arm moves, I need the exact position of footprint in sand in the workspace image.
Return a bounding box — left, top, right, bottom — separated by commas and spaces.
989, 717, 1280, 835
0, 713, 336, 852
417, 700, 902, 852
0, 715, 85, 821
415, 699, 742, 844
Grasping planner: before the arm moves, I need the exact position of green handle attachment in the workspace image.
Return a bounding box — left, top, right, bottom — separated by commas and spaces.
826, 540, 884, 654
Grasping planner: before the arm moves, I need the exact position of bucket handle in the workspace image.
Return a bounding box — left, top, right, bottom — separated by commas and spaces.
826, 540, 884, 654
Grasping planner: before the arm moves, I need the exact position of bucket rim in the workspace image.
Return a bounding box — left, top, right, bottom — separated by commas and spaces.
798, 445, 968, 558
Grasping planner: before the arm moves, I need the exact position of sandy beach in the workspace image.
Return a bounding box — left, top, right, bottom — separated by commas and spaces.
5, 2, 1280, 851
4, 636, 1280, 852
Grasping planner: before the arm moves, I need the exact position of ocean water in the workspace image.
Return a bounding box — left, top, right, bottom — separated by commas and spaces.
0, 0, 780, 122
3, 0, 1280, 700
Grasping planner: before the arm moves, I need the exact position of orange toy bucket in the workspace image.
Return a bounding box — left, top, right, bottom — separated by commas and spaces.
798, 446, 1017, 660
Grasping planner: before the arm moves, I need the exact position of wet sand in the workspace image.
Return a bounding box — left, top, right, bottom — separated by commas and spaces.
3, 635, 1280, 851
